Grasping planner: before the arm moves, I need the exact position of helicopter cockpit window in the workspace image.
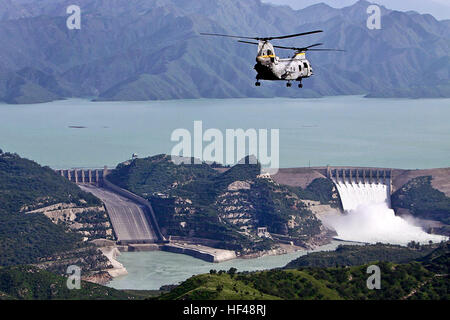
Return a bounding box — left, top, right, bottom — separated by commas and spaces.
303, 62, 308, 69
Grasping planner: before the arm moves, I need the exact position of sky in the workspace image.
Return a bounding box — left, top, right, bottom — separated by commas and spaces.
263, 0, 450, 20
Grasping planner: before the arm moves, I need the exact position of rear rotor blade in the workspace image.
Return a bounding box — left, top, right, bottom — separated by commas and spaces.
308, 49, 346, 52
237, 40, 345, 53
305, 43, 323, 49
272, 44, 299, 50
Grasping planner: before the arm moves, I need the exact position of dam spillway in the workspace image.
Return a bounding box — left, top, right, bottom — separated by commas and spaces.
325, 167, 446, 244
57, 167, 165, 244
335, 183, 390, 212
328, 168, 392, 211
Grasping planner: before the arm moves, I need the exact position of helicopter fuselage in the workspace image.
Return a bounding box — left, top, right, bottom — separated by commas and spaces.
254, 41, 312, 85
255, 54, 313, 81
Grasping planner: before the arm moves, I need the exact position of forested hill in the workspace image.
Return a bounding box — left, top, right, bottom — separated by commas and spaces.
0, 150, 100, 213
284, 243, 439, 268
0, 0, 449, 104
0, 149, 101, 267
159, 242, 449, 300
0, 265, 134, 300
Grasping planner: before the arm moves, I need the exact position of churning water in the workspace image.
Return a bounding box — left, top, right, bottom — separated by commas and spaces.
324, 180, 447, 245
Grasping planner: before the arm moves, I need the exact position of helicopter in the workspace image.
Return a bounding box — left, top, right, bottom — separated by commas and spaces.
200, 30, 344, 88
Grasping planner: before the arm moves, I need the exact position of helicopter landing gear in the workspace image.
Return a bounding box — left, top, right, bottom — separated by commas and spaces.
255, 81, 261, 87
286, 82, 292, 88
298, 83, 303, 88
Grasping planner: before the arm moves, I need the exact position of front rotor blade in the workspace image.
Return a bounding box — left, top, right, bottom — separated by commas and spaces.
201, 30, 323, 41
200, 33, 258, 40
266, 30, 323, 40
238, 40, 260, 46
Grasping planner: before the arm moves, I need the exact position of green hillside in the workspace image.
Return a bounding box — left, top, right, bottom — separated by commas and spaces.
0, 266, 134, 300
0, 150, 104, 268
392, 176, 450, 225
0, 151, 100, 213
285, 243, 438, 269
159, 242, 449, 300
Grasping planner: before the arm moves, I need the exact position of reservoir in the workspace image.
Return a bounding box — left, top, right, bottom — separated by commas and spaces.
108, 241, 355, 290
0, 96, 449, 170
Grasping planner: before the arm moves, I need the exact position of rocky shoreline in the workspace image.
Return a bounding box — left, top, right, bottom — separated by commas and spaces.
82, 240, 128, 285
238, 228, 336, 260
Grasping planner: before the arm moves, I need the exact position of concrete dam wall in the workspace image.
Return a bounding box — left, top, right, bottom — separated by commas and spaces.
57, 168, 105, 185
58, 167, 165, 244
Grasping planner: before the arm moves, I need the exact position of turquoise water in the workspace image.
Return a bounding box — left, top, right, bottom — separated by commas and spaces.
1, 96, 449, 169
108, 241, 354, 290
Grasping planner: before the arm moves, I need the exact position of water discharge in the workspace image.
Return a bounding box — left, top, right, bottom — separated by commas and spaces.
324, 178, 447, 245
336, 181, 391, 211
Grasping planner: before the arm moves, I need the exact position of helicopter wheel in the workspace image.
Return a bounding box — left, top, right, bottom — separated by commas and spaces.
255, 81, 261, 87
298, 83, 303, 88
286, 82, 292, 88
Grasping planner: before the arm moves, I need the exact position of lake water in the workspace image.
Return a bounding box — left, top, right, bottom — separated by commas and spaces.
1, 96, 449, 169
108, 241, 354, 290
1, 96, 449, 290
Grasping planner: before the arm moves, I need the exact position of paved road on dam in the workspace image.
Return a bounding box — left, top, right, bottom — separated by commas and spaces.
79, 184, 156, 243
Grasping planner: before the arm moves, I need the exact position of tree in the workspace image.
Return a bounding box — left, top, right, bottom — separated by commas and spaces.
227, 267, 238, 277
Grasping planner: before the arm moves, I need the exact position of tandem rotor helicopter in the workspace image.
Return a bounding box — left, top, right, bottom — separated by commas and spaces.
200, 30, 344, 88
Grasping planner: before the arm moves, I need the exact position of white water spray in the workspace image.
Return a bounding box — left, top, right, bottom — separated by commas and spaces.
325, 172, 447, 245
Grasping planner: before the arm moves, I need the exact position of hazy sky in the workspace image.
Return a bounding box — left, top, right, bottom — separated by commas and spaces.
263, 0, 450, 20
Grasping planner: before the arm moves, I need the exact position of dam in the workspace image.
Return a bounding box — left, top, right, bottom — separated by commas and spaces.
78, 184, 157, 244
328, 168, 392, 211
57, 164, 446, 252
322, 168, 446, 244
57, 167, 165, 244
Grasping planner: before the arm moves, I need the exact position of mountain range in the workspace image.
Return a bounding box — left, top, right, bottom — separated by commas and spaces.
0, 0, 449, 104
266, 0, 450, 21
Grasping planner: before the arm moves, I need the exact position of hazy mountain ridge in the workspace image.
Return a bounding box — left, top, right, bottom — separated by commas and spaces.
0, 0, 449, 103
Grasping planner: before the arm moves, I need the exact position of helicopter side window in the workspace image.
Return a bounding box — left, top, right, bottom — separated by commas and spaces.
299, 64, 302, 72
267, 49, 275, 62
